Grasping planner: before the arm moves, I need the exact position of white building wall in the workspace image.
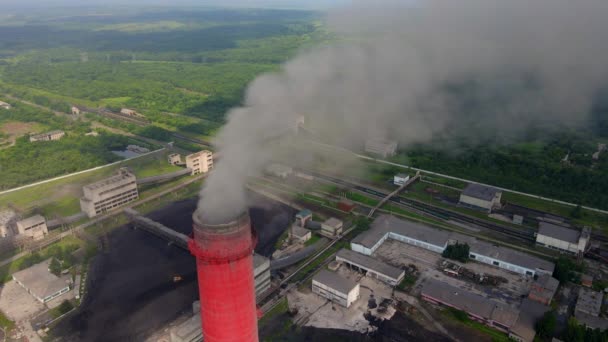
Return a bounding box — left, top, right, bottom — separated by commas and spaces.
459, 194, 493, 211
469, 252, 535, 276
312, 280, 360, 307
536, 234, 579, 253
351, 243, 373, 256
388, 232, 446, 253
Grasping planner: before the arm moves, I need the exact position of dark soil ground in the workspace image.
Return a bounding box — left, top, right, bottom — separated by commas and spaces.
50, 193, 294, 341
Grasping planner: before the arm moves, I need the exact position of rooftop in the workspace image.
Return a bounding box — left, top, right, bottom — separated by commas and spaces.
186, 150, 212, 159
313, 269, 358, 295
336, 248, 404, 280
469, 240, 555, 273
575, 287, 603, 317
353, 214, 449, 249
323, 217, 342, 228
510, 298, 550, 342
12, 259, 71, 300
17, 215, 45, 228
529, 275, 560, 303
296, 209, 312, 218
421, 278, 519, 327
84, 169, 135, 191
462, 183, 501, 201
538, 222, 581, 244
395, 173, 409, 178
291, 225, 311, 238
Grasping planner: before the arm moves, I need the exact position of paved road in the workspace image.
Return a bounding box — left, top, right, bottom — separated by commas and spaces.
309, 140, 608, 215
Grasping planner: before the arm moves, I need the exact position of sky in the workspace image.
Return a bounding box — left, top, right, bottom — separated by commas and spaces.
0, 0, 350, 10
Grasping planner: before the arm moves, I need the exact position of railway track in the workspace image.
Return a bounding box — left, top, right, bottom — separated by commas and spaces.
307, 171, 537, 243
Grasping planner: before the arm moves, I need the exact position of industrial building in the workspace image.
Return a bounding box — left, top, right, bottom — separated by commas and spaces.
321, 217, 343, 237
168, 153, 182, 165
421, 278, 520, 333
29, 130, 66, 142
0, 101, 11, 110
0, 209, 18, 238
393, 173, 410, 186
185, 150, 213, 176
265, 164, 293, 179
536, 222, 590, 255
459, 183, 502, 212
528, 274, 559, 305
575, 287, 603, 317
290, 225, 311, 243
364, 138, 398, 158
295, 209, 312, 227
15, 215, 48, 240
509, 299, 551, 342
351, 215, 554, 276
12, 259, 72, 303
254, 254, 271, 298
336, 248, 405, 286
80, 168, 139, 218
312, 269, 360, 308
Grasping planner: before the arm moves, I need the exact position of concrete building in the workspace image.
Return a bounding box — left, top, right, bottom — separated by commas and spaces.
459, 183, 502, 212
16, 215, 48, 240
12, 259, 72, 303
290, 225, 312, 243
351, 215, 554, 276
185, 150, 213, 176
0, 101, 11, 110
295, 209, 312, 227
528, 275, 559, 305
393, 173, 410, 186
364, 138, 398, 158
536, 222, 590, 255
336, 248, 405, 286
421, 278, 520, 333
0, 209, 18, 238
253, 254, 271, 298
29, 130, 66, 142
312, 269, 360, 308
321, 217, 343, 237
168, 153, 182, 165
575, 287, 603, 317
509, 298, 551, 342
80, 168, 139, 218
265, 164, 293, 179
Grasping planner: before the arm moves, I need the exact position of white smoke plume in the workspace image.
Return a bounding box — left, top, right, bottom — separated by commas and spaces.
197, 0, 608, 222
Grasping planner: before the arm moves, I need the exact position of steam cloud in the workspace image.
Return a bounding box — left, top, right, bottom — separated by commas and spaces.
197, 0, 608, 222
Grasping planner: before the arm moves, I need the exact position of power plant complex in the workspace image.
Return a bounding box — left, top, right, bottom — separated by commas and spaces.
188, 211, 259, 342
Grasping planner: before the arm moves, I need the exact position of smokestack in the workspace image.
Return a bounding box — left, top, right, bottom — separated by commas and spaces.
188, 211, 258, 342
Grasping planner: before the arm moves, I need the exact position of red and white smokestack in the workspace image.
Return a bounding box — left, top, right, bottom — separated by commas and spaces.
188, 211, 258, 342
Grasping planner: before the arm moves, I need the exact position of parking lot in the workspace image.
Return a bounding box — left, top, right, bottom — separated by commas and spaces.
373, 239, 532, 305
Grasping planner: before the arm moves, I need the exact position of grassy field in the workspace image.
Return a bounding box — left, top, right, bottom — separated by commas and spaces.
0, 149, 186, 217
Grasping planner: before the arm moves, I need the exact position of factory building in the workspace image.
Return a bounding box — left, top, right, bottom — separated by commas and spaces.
364, 138, 398, 158
459, 183, 502, 212
168, 153, 182, 165
574, 287, 608, 330
393, 173, 410, 186
336, 248, 405, 286
321, 217, 343, 237
80, 168, 139, 218
312, 269, 360, 308
536, 222, 590, 255
16, 215, 48, 240
12, 259, 72, 303
265, 164, 293, 179
0, 209, 18, 238
29, 130, 65, 142
295, 209, 312, 227
509, 299, 551, 342
421, 278, 520, 333
253, 254, 271, 298
290, 225, 311, 243
351, 215, 554, 276
185, 150, 213, 176
527, 274, 559, 305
